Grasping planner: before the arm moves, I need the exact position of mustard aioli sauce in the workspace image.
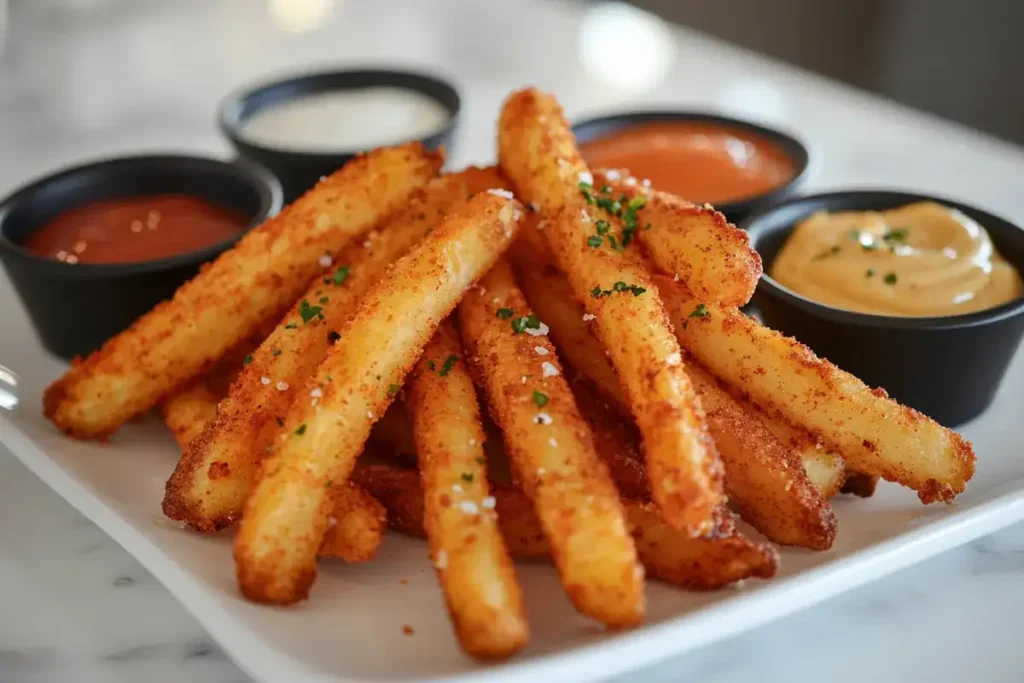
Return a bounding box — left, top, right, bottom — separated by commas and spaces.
770, 201, 1023, 317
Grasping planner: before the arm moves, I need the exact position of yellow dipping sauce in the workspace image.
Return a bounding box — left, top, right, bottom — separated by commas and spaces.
771, 201, 1023, 317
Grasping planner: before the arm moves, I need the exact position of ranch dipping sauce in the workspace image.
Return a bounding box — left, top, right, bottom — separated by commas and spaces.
771, 201, 1024, 317
241, 87, 451, 152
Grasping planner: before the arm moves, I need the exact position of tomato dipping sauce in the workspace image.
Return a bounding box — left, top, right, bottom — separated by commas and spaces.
580, 122, 796, 205
22, 194, 248, 265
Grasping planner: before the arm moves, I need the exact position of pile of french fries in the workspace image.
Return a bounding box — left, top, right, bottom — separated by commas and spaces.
44, 88, 976, 660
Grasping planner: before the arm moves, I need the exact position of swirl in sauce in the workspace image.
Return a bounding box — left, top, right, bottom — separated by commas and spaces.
770, 201, 1023, 317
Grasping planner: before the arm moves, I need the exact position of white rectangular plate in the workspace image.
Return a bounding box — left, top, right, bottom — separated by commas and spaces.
2, 272, 1023, 683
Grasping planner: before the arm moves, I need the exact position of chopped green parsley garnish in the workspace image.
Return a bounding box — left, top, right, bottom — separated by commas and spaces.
318, 296, 330, 304
496, 307, 515, 320
242, 354, 253, 365
461, 472, 474, 483
272, 348, 281, 357
813, 245, 842, 260
594, 220, 611, 236
884, 272, 898, 285
275, 417, 285, 427
326, 479, 333, 488
327, 331, 341, 344
607, 234, 623, 252
587, 235, 602, 248
511, 314, 540, 334
578, 181, 595, 204
590, 282, 646, 298
388, 383, 401, 395
476, 457, 486, 465
295, 423, 307, 435
866, 268, 876, 278
689, 303, 709, 318
439, 354, 459, 376
532, 390, 549, 408
285, 322, 298, 329
883, 228, 908, 243
427, 360, 436, 371
332, 266, 351, 286
590, 285, 603, 298
298, 299, 324, 324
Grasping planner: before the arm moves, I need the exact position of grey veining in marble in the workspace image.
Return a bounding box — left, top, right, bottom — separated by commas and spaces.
2, 1, 1024, 682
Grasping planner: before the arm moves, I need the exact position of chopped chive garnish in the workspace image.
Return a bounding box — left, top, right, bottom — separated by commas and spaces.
295, 424, 307, 435
461, 472, 474, 483
511, 314, 540, 334
884, 272, 898, 285
532, 390, 549, 408
332, 266, 350, 286
496, 307, 514, 320
689, 303, 709, 318
272, 348, 281, 357
587, 235, 602, 248
439, 354, 459, 376
388, 383, 401, 395
243, 354, 253, 365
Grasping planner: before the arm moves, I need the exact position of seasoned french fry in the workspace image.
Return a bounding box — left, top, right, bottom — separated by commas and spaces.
499, 87, 724, 534
163, 168, 502, 532
406, 320, 528, 659
593, 169, 762, 307
517, 260, 836, 548
160, 376, 385, 563
354, 465, 779, 590
658, 278, 976, 502
161, 377, 221, 450
758, 411, 847, 498
234, 192, 525, 604
45, 144, 443, 440
459, 260, 644, 627
318, 483, 387, 563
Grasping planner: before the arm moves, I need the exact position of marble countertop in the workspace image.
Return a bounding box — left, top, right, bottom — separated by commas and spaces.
2, 1, 1023, 681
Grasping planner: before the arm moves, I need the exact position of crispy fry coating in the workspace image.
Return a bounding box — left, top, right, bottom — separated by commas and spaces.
498, 87, 724, 535
163, 168, 502, 532
354, 465, 778, 590
592, 169, 762, 307
517, 260, 836, 548
459, 260, 644, 627
318, 483, 387, 563
405, 320, 528, 660
161, 378, 221, 451
658, 278, 976, 502
234, 192, 525, 604
45, 143, 443, 439
757, 410, 847, 498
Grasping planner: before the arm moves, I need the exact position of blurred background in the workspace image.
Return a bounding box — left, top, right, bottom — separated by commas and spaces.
3, 0, 1021, 146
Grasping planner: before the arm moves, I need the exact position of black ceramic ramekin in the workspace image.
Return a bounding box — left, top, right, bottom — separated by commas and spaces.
0, 155, 282, 360
571, 111, 810, 223
742, 190, 1024, 427
219, 68, 460, 202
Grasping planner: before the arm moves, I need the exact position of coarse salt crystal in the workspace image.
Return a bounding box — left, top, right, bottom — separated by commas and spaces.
363, 240, 372, 248
310, 387, 322, 398
487, 188, 514, 199
366, 411, 374, 419
548, 437, 558, 448
327, 516, 337, 527
535, 412, 553, 425
666, 352, 682, 367
468, 438, 477, 446
524, 322, 550, 337
276, 381, 289, 391
642, 178, 652, 187
452, 484, 463, 494
541, 362, 559, 378
481, 496, 496, 509
318, 253, 333, 268
521, 376, 528, 384
530, 201, 539, 211
260, 377, 271, 385
537, 467, 547, 476
534, 346, 549, 356
673, 273, 680, 282
604, 169, 621, 181
578, 171, 593, 185
624, 177, 637, 187
459, 501, 479, 515
582, 313, 596, 322
434, 550, 448, 569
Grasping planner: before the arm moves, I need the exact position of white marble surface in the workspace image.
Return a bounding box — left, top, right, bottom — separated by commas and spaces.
2, 0, 1024, 681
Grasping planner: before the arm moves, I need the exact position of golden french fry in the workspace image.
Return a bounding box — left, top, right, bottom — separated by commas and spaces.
758, 411, 847, 498
163, 168, 502, 532
459, 260, 645, 628
353, 465, 778, 591
498, 87, 724, 535
592, 169, 762, 307
234, 192, 525, 605
45, 144, 443, 440
658, 278, 976, 502
161, 378, 221, 451
318, 483, 387, 563
517, 260, 836, 548
406, 319, 528, 660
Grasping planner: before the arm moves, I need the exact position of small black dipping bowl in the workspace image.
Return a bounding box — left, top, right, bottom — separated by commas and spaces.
219, 68, 460, 202
742, 190, 1024, 427
571, 111, 810, 224
0, 155, 282, 360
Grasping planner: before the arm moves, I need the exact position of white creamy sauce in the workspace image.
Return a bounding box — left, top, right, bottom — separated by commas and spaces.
241, 87, 450, 152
